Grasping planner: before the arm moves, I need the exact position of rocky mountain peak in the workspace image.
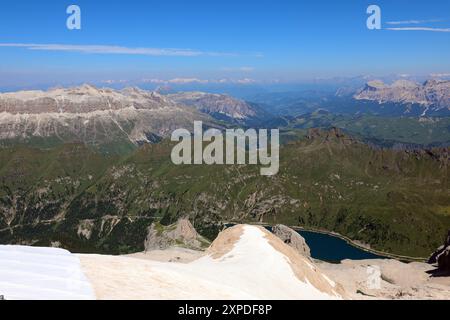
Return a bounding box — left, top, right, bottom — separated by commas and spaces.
272, 225, 311, 257
0, 85, 213, 150
391, 80, 418, 88
306, 127, 348, 140
144, 218, 210, 251
423, 79, 447, 87
354, 79, 450, 115
428, 230, 450, 275
0, 85, 182, 115
72, 83, 101, 93
167, 91, 258, 120
365, 80, 387, 90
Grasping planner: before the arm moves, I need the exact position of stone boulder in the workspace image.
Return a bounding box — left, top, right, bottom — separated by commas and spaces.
428, 230, 450, 274
144, 218, 210, 251
437, 247, 450, 274
272, 224, 311, 257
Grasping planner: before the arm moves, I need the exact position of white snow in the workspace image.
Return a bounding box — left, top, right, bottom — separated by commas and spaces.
0, 245, 95, 300
0, 226, 343, 300
79, 225, 342, 300
183, 225, 338, 299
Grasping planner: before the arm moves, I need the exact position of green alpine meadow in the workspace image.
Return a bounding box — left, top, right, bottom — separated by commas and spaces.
0, 127, 447, 257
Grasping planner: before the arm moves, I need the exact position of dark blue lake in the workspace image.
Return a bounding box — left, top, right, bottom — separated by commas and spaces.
226, 224, 387, 262
260, 226, 386, 263
296, 230, 386, 263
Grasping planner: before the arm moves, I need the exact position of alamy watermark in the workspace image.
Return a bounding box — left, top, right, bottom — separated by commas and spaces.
171, 121, 279, 176
65, 4, 382, 31
67, 5, 81, 30
367, 5, 382, 30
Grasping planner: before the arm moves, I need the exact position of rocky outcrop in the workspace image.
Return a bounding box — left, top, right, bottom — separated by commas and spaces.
0, 85, 213, 151
354, 79, 450, 115
0, 85, 176, 114
429, 230, 450, 274
437, 248, 450, 274
272, 225, 311, 257
144, 218, 210, 251
167, 91, 259, 122
319, 258, 450, 300
305, 128, 359, 149
79, 225, 348, 299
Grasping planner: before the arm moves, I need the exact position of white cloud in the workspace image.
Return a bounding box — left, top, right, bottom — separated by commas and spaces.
430, 73, 450, 77
101, 79, 129, 84
386, 19, 444, 25
0, 43, 237, 57
140, 79, 167, 84
236, 78, 257, 84
221, 66, 255, 72
99, 78, 262, 86
385, 27, 450, 32
167, 78, 209, 84
384, 18, 450, 32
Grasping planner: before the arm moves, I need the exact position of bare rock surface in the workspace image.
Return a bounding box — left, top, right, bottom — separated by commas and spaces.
168, 91, 257, 120
429, 230, 450, 275
79, 225, 347, 299
354, 79, 450, 114
0, 85, 212, 147
272, 224, 311, 257
318, 259, 450, 300
128, 247, 205, 263
144, 218, 210, 251
437, 248, 450, 274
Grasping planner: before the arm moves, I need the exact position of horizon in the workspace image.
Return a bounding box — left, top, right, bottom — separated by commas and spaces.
1, 0, 450, 90
0, 74, 448, 92
0, 0, 449, 303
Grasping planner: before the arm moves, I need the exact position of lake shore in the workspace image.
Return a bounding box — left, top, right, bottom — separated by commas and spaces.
225, 221, 427, 262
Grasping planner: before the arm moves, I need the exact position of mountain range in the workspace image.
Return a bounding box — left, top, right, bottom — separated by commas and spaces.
1, 82, 449, 155
0, 85, 267, 154
245, 79, 450, 118
0, 83, 448, 259
354, 80, 450, 116
0, 129, 448, 257
167, 91, 265, 124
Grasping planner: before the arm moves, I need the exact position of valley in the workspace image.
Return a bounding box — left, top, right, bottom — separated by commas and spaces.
0, 83, 448, 259
0, 127, 448, 257
2, 0, 450, 302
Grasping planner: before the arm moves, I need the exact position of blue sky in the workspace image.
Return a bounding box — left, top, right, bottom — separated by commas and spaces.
0, 0, 450, 88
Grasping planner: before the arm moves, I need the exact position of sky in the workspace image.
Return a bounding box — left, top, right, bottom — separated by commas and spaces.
0, 0, 450, 88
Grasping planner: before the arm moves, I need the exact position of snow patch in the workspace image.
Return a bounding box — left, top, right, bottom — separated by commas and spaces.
79, 225, 342, 300
0, 245, 95, 300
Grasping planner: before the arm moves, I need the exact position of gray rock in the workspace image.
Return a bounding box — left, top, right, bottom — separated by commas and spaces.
0, 85, 213, 148
168, 91, 258, 121
272, 224, 311, 257
354, 79, 450, 114
144, 218, 210, 251
428, 230, 450, 274
437, 247, 450, 274
428, 245, 444, 264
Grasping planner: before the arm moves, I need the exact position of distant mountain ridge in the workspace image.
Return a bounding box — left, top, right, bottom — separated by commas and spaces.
1, 83, 448, 153
167, 91, 268, 124
0, 85, 176, 114
0, 85, 273, 153
354, 80, 450, 116
0, 85, 215, 153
